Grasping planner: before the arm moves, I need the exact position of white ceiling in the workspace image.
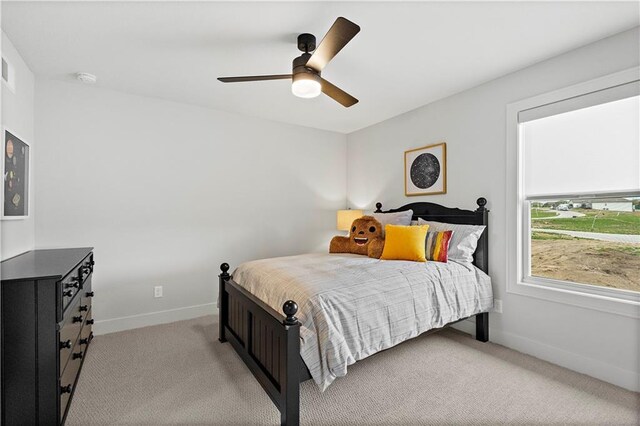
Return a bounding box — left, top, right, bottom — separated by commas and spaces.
2, 2, 638, 134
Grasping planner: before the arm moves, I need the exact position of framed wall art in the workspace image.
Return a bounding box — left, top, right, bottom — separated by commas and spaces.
404, 142, 446, 196
2, 128, 30, 219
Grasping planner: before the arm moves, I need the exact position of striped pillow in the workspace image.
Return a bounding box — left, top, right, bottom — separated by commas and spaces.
425, 230, 453, 262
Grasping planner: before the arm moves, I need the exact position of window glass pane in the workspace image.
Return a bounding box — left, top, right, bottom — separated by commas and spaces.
529, 199, 640, 293
523, 96, 639, 196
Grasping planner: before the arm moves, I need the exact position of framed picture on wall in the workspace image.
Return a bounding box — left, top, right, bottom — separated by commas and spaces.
404, 142, 446, 196
2, 128, 30, 219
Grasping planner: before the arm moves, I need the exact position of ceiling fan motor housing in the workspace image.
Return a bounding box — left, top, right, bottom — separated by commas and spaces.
292, 53, 321, 83
292, 52, 321, 97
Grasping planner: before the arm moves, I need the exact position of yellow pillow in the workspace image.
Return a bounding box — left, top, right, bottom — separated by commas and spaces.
380, 224, 429, 262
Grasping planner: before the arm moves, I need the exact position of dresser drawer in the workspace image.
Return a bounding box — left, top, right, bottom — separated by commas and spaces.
60, 271, 81, 313
79, 309, 94, 347
79, 254, 94, 286
59, 339, 84, 423
81, 276, 94, 309
59, 297, 85, 374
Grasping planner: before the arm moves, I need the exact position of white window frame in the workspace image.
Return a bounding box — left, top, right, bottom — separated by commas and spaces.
506, 67, 640, 319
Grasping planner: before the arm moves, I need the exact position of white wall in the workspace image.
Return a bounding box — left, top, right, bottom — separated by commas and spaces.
35, 80, 347, 333
1, 31, 35, 259
347, 27, 640, 391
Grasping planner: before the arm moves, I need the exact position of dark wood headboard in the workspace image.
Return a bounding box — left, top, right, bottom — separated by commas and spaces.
375, 197, 489, 273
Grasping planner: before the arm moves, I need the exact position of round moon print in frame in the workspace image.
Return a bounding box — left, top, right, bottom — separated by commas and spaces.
410, 153, 440, 189
404, 142, 447, 196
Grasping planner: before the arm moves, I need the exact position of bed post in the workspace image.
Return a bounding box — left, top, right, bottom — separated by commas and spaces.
476, 312, 489, 342
475, 197, 490, 343
475, 197, 489, 273
219, 263, 230, 343
281, 301, 301, 426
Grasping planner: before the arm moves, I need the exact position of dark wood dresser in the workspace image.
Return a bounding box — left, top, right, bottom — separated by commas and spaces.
1, 248, 95, 425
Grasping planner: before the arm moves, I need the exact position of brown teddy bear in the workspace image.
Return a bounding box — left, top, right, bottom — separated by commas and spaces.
329, 216, 385, 258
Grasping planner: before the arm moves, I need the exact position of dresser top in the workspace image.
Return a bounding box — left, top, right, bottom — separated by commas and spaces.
1, 248, 93, 283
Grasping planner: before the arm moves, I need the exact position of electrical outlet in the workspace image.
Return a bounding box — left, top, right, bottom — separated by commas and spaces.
493, 299, 503, 314
154, 286, 163, 298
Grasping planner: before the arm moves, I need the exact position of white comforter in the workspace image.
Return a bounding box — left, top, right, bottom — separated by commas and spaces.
232, 253, 493, 391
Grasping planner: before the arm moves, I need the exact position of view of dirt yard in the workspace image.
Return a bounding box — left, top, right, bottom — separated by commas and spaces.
530, 208, 640, 293
531, 234, 640, 292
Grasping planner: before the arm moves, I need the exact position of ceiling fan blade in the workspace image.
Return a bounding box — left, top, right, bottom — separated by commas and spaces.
305, 17, 360, 72
321, 78, 358, 108
218, 74, 292, 83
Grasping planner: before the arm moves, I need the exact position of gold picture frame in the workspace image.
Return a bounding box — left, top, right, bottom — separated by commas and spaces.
404, 142, 447, 196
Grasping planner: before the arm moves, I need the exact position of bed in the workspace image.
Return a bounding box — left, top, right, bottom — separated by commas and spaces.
218, 198, 491, 426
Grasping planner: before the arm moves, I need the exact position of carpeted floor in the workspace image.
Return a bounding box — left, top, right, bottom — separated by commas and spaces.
67, 315, 639, 425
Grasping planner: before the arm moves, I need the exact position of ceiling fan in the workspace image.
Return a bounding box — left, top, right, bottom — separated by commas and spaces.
218, 17, 361, 108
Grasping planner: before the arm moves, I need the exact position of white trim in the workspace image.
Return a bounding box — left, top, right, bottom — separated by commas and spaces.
526, 189, 640, 201
452, 320, 639, 392
517, 79, 639, 123
523, 275, 640, 304
1, 126, 31, 220
506, 67, 640, 318
92, 303, 216, 335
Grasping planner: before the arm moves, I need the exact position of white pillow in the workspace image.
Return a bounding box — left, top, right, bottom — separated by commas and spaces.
372, 210, 413, 237
418, 218, 486, 263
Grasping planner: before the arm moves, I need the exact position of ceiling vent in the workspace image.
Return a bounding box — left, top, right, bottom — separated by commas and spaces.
2, 57, 15, 93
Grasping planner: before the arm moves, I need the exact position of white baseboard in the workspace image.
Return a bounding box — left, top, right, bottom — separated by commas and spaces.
93, 303, 217, 336
452, 319, 639, 392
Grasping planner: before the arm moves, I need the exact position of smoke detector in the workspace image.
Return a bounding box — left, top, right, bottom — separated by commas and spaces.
76, 72, 97, 84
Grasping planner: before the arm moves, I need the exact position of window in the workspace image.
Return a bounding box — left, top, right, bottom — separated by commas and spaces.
511, 73, 640, 306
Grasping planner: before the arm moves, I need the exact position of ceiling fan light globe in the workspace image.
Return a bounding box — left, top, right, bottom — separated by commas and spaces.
292, 74, 321, 99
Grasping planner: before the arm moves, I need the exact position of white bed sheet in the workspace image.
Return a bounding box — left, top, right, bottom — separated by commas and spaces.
232, 253, 493, 391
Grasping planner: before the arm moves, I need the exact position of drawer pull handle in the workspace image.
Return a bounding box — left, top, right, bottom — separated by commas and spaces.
86, 319, 95, 325
63, 290, 74, 297
59, 339, 72, 349
72, 316, 83, 323
80, 337, 89, 345
65, 281, 80, 289
72, 351, 83, 360
79, 305, 89, 312
60, 384, 72, 394
85, 291, 95, 297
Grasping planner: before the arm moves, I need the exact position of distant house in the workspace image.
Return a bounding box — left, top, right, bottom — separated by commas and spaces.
576, 198, 634, 212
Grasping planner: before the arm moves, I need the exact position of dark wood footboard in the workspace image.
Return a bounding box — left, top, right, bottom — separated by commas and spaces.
219, 263, 307, 426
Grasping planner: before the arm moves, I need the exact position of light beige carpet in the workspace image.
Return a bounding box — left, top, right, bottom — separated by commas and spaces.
67, 315, 639, 425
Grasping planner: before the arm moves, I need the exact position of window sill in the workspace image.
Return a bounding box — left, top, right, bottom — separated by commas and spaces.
507, 277, 640, 319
